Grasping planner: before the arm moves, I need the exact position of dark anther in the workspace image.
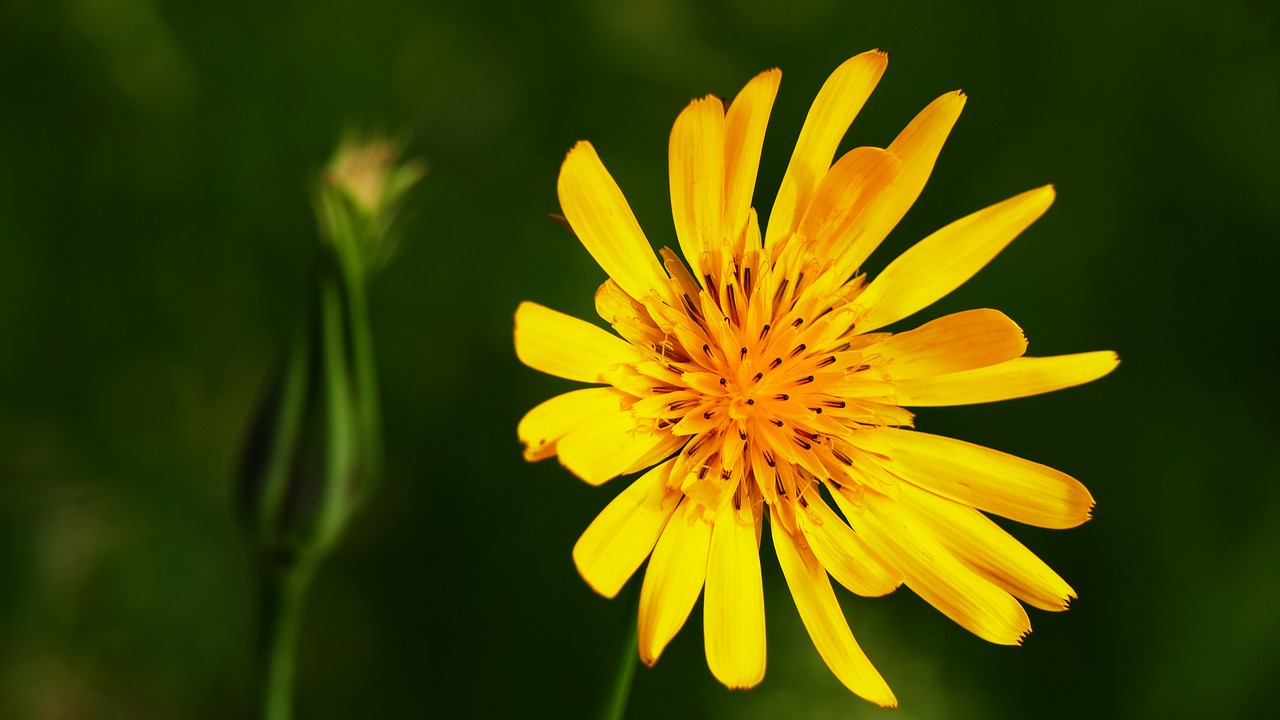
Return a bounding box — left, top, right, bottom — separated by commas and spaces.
790, 344, 807, 358
823, 399, 847, 409
682, 294, 706, 324
817, 356, 836, 368
812, 407, 823, 414
753, 372, 763, 382
698, 466, 709, 480
740, 347, 748, 360
791, 318, 804, 328
746, 399, 755, 405
719, 377, 728, 386
764, 451, 776, 468
739, 430, 747, 440
775, 394, 789, 401
832, 448, 854, 466
853, 364, 870, 373
769, 357, 782, 369
759, 324, 771, 340
727, 287, 740, 325
770, 419, 784, 427
743, 267, 753, 295
796, 375, 815, 385
703, 411, 714, 420
704, 274, 718, 297
720, 469, 732, 481
703, 343, 713, 357
773, 279, 790, 308
794, 437, 812, 450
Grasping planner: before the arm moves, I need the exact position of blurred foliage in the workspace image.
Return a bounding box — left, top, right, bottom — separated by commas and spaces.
2, 0, 1279, 718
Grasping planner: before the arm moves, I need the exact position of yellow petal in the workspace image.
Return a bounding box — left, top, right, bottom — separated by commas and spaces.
895, 351, 1120, 406
870, 308, 1027, 381
670, 96, 726, 280
797, 494, 903, 597
882, 428, 1095, 529
639, 497, 713, 665
900, 483, 1075, 612
618, 432, 687, 477
856, 185, 1056, 332
772, 521, 897, 707
723, 69, 781, 248
795, 146, 901, 277
514, 301, 645, 383
704, 506, 767, 689
558, 410, 670, 486
574, 459, 682, 598
517, 387, 626, 461
858, 91, 967, 251
839, 490, 1032, 645
765, 50, 889, 247
558, 141, 670, 301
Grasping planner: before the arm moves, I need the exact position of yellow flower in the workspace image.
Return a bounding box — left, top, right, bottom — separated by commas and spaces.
514, 50, 1117, 707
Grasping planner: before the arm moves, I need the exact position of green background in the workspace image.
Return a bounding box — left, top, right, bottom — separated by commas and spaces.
3, 0, 1278, 718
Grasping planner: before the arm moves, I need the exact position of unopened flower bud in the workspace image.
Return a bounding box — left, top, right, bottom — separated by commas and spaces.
239, 134, 422, 562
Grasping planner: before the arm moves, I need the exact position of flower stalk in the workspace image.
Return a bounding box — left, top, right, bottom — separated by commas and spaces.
600, 591, 640, 720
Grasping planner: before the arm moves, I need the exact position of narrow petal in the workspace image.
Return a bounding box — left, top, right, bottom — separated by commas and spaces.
639, 497, 713, 664
574, 459, 682, 598
517, 387, 626, 461
723, 69, 781, 248
857, 91, 968, 251
839, 490, 1032, 645
856, 185, 1056, 332
618, 432, 687, 477
558, 141, 670, 301
772, 521, 897, 707
795, 147, 901, 273
900, 483, 1075, 612
895, 351, 1120, 406
704, 506, 767, 689
558, 410, 670, 486
514, 302, 645, 383
882, 428, 1095, 529
766, 50, 889, 247
797, 494, 902, 597
870, 308, 1027, 381
670, 96, 726, 280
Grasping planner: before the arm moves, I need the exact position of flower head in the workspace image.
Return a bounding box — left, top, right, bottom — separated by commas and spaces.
515, 50, 1117, 706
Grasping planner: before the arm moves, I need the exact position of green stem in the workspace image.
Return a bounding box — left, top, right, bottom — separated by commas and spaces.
256, 555, 317, 720
600, 597, 640, 720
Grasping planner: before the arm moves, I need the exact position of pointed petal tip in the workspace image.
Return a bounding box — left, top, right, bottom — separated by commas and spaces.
571, 544, 623, 599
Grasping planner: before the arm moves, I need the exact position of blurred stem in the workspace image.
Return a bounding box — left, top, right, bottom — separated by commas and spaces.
256, 554, 317, 720
600, 594, 640, 720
